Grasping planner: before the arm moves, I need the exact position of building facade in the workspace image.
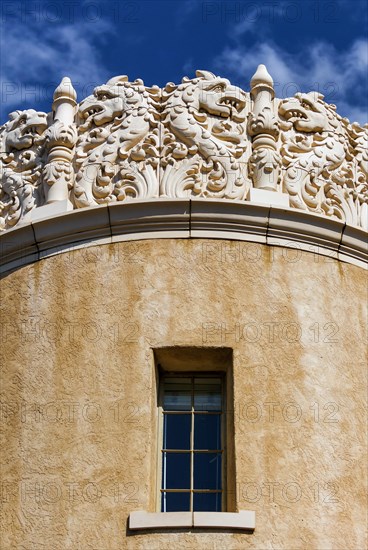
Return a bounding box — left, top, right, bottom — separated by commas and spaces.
0, 66, 367, 549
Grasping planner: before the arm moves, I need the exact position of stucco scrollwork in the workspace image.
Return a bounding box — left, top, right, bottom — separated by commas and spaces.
43, 121, 78, 198
73, 76, 160, 206
247, 64, 280, 192
0, 66, 367, 232
278, 92, 368, 226
0, 109, 49, 229
160, 70, 251, 199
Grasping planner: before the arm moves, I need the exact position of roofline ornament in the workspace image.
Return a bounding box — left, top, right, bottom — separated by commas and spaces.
0, 66, 366, 233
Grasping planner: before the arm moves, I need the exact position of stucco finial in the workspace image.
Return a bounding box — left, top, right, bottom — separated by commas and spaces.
53, 77, 77, 104
250, 64, 274, 89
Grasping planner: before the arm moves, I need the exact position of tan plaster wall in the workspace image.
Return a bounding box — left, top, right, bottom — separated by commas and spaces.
0, 239, 367, 549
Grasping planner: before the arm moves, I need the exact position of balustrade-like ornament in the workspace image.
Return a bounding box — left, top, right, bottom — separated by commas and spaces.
247, 64, 281, 194
43, 77, 77, 206
0, 67, 366, 231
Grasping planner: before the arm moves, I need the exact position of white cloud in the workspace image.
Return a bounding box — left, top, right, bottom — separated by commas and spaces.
182, 58, 195, 76
175, 0, 200, 26
232, 7, 260, 37
0, 17, 112, 121
214, 39, 368, 124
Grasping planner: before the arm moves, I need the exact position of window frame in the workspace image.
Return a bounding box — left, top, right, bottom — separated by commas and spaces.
156, 371, 227, 513
129, 347, 255, 532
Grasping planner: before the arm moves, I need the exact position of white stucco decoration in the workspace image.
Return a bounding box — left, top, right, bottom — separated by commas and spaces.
0, 66, 367, 232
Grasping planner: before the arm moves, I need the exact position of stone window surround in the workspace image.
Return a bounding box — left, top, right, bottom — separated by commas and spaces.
129, 346, 255, 532
128, 510, 255, 531
154, 348, 235, 514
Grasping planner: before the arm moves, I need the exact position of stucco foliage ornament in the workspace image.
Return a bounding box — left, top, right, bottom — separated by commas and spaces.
43, 121, 78, 190
0, 66, 367, 232
160, 70, 251, 199
247, 64, 281, 192
0, 109, 49, 229
279, 92, 368, 228
73, 76, 160, 206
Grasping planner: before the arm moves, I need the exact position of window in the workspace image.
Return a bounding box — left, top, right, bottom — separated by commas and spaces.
129, 349, 255, 532
159, 374, 225, 512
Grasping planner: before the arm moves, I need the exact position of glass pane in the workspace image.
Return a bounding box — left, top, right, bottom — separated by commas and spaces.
194, 414, 221, 450
163, 379, 191, 411
193, 492, 222, 512
193, 452, 222, 490
161, 491, 190, 512
162, 452, 190, 489
194, 379, 222, 411
163, 414, 191, 450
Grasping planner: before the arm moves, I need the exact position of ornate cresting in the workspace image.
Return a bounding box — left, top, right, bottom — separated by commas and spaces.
160, 71, 250, 199
247, 64, 280, 192
72, 76, 160, 207
0, 65, 367, 231
43, 77, 78, 206
0, 109, 48, 229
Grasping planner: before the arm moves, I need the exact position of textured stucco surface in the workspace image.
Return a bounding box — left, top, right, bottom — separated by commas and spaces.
0, 239, 367, 549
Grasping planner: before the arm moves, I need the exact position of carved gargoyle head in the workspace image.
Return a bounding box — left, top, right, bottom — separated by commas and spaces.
279, 92, 328, 132
184, 71, 247, 122
78, 76, 146, 127
4, 109, 48, 151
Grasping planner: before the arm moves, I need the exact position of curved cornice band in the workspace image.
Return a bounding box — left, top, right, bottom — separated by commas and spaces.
0, 199, 366, 275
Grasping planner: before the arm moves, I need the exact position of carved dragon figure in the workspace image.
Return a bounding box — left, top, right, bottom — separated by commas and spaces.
279, 92, 368, 226
279, 93, 347, 209
0, 69, 366, 231
160, 70, 251, 198
73, 76, 159, 205
0, 109, 49, 229
279, 92, 331, 133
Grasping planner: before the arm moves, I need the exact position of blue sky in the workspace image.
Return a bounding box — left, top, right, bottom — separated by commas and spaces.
1, 0, 367, 124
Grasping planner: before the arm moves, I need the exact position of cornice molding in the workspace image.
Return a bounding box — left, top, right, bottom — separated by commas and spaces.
0, 199, 366, 275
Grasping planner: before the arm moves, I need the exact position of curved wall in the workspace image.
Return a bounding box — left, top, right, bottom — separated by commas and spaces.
0, 238, 367, 549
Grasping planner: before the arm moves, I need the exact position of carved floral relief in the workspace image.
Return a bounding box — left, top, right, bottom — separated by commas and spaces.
0, 67, 366, 231
278, 92, 368, 228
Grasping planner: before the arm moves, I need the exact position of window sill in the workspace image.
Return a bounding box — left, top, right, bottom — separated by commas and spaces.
129, 510, 255, 531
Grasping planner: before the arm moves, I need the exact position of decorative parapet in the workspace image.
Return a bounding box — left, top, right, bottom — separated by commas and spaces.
0, 65, 367, 233
247, 64, 280, 193
43, 77, 78, 206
